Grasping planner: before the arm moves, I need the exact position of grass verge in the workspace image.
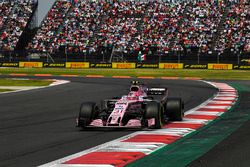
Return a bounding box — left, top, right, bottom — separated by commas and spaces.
0, 68, 250, 80
0, 89, 13, 92
0, 78, 52, 86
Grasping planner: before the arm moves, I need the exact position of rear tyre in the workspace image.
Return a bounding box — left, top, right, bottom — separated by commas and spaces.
78, 102, 99, 127
165, 98, 184, 121
144, 101, 163, 129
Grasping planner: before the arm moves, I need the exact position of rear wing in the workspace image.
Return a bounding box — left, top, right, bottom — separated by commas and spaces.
147, 88, 168, 95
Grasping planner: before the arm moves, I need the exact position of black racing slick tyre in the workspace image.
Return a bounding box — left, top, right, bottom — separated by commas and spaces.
165, 98, 184, 121
145, 101, 163, 129
78, 102, 99, 127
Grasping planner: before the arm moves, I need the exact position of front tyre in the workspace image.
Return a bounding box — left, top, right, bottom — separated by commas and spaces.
78, 102, 99, 127
144, 101, 163, 129
165, 98, 184, 121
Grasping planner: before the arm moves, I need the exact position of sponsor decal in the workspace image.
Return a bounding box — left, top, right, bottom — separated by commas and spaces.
116, 102, 127, 105
159, 63, 183, 69
115, 106, 124, 110
208, 64, 233, 70
65, 62, 89, 68
0, 62, 19, 67
136, 63, 159, 68
43, 63, 65, 68
112, 63, 136, 69
90, 63, 112, 68
19, 62, 43, 68
184, 64, 207, 69
148, 88, 166, 91
233, 65, 250, 70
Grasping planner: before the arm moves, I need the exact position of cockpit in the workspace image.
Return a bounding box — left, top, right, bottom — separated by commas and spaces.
127, 92, 139, 100
130, 86, 139, 92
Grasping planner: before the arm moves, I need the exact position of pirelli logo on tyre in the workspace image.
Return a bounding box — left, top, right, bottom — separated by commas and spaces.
66, 62, 89, 68
0, 62, 19, 67
19, 62, 43, 68
112, 63, 136, 69
208, 64, 233, 70
159, 63, 183, 69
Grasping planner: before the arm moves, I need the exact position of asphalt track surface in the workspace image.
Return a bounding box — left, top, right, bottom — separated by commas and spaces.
0, 76, 217, 167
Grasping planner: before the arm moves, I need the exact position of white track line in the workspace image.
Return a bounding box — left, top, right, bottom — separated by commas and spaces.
0, 79, 70, 95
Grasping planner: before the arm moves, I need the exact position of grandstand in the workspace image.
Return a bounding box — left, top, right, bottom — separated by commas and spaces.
0, 0, 37, 51
0, 0, 249, 64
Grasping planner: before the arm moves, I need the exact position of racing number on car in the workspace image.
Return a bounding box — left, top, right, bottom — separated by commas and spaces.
114, 109, 122, 113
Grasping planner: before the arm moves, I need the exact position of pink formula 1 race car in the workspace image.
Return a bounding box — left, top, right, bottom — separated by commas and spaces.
76, 81, 184, 129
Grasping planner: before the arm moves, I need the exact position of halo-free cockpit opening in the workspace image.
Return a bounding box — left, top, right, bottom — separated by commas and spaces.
130, 86, 139, 92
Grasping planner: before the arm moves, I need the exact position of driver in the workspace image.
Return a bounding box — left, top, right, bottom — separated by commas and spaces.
127, 92, 138, 100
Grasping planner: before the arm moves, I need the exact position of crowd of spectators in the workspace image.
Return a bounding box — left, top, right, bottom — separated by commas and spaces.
28, 0, 190, 57
1, 0, 248, 60
134, 1, 188, 55
54, 1, 103, 54
172, 0, 225, 55
215, 0, 250, 54
0, 1, 14, 30
0, 0, 35, 51
245, 0, 250, 53
91, 0, 147, 55
27, 0, 72, 53
56, 0, 147, 55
